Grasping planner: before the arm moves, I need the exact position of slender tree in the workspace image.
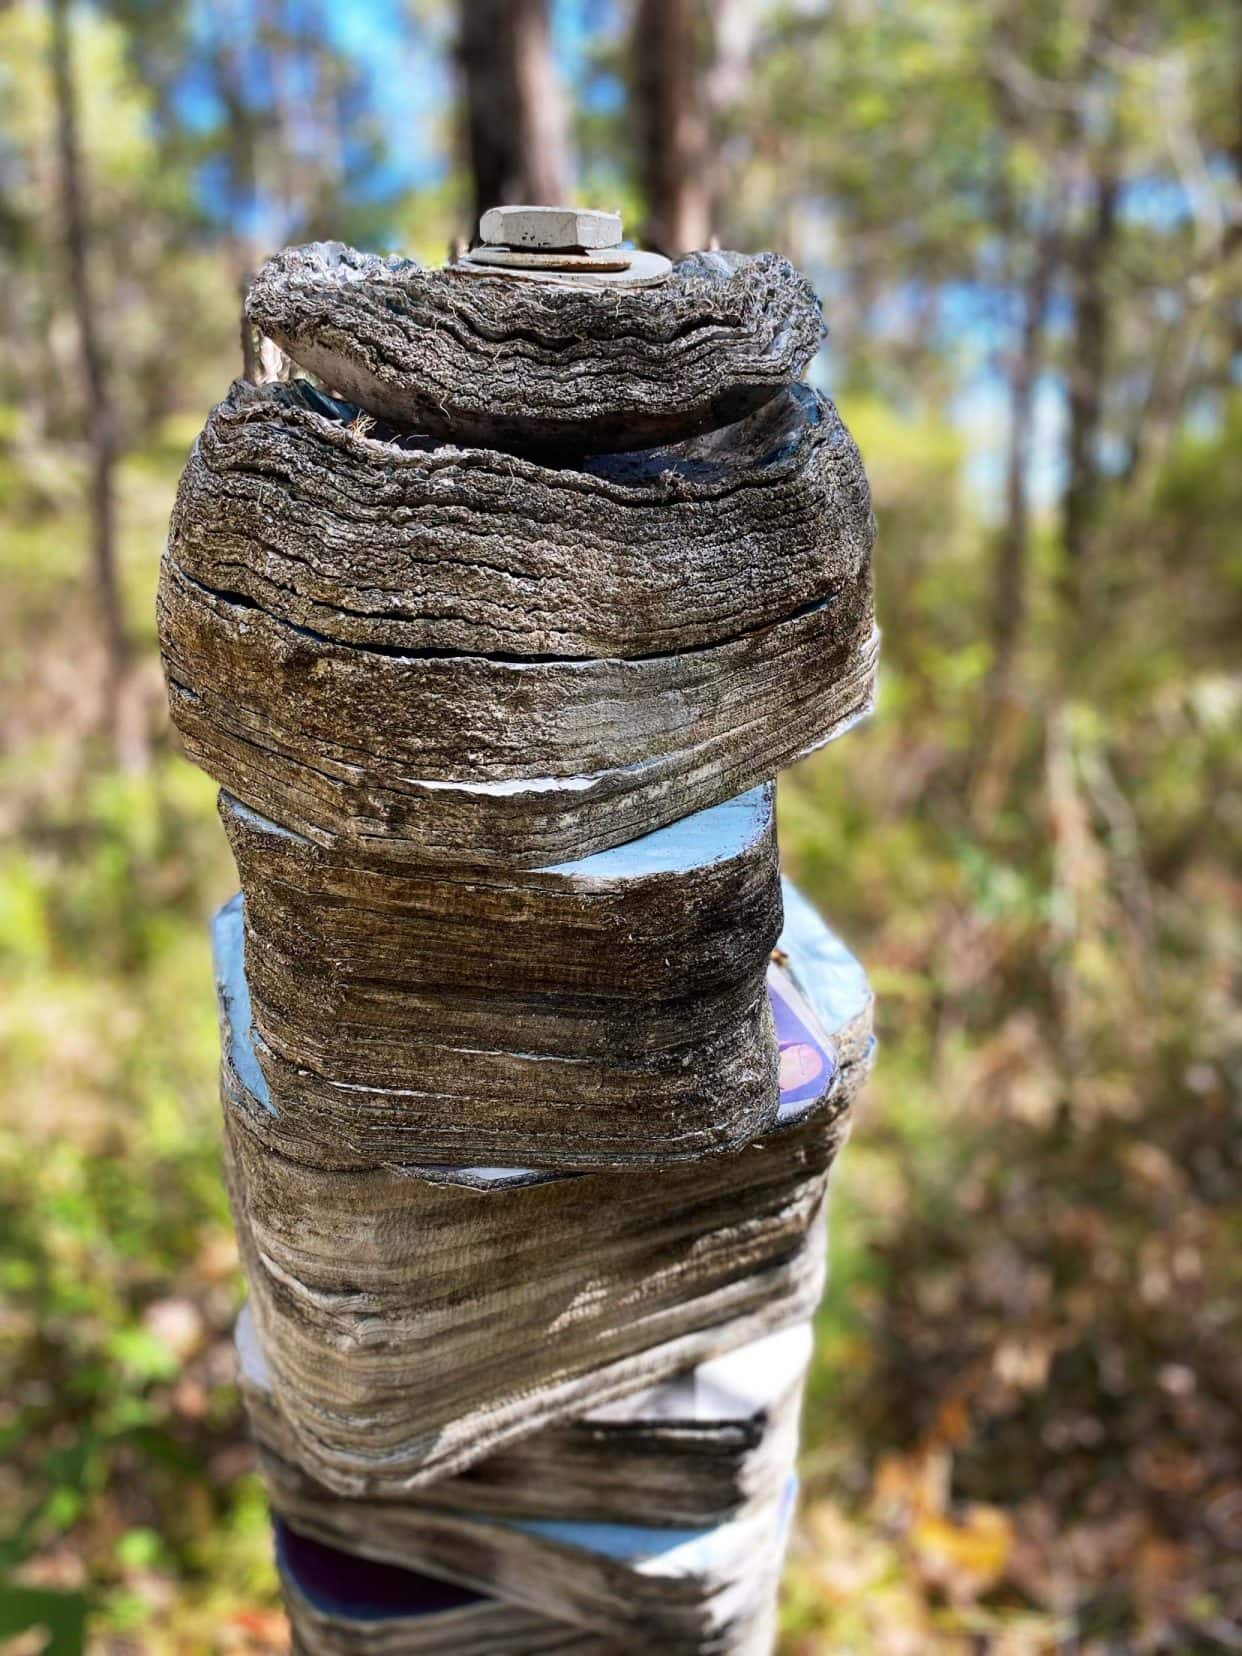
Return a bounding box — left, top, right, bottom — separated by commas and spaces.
631, 0, 713, 256
49, 0, 127, 745
457, 0, 571, 233
968, 227, 1056, 822
1062, 164, 1119, 599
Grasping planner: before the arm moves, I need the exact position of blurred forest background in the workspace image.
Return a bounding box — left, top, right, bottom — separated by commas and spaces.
1, 0, 1240, 1651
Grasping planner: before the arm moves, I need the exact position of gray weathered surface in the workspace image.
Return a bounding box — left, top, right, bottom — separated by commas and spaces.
240, 1306, 809, 1528
284, 1582, 607, 1654
220, 788, 783, 1167
163, 226, 878, 1653
166, 379, 873, 659
269, 1461, 790, 1654
244, 242, 824, 451
221, 789, 779, 1003
163, 247, 876, 868
246, 988, 775, 1169
279, 1532, 609, 1654
225, 1108, 835, 1493
217, 896, 872, 1494
158, 556, 876, 868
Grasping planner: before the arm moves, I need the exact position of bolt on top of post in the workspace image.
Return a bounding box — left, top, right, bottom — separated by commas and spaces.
479, 205, 623, 252
464, 205, 672, 284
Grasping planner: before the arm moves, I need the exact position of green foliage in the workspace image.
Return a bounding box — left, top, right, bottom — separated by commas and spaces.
0, 1583, 88, 1655
0, 444, 275, 1648
777, 388, 1241, 1649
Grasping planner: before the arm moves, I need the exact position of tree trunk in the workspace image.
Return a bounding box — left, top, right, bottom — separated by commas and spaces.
210, 40, 262, 378
632, 0, 713, 257
969, 234, 1055, 823
993, 239, 1055, 698
1061, 166, 1119, 603
457, 0, 571, 235
49, 0, 127, 743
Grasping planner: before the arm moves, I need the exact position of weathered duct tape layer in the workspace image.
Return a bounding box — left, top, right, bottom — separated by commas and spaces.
214, 878, 874, 1181
221, 786, 779, 1003
221, 787, 783, 1167
216, 893, 872, 1494
246, 242, 824, 452
240, 1306, 810, 1528
226, 1113, 835, 1496
269, 1465, 792, 1654
159, 555, 877, 868
167, 379, 873, 660
277, 1521, 611, 1654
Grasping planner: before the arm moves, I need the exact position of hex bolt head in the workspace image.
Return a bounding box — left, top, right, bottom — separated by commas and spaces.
479, 205, 623, 252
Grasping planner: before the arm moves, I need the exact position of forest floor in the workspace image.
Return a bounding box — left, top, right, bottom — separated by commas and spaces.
1, 423, 1238, 1654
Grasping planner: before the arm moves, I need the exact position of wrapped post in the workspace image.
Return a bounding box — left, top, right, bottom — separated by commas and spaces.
158, 206, 877, 1653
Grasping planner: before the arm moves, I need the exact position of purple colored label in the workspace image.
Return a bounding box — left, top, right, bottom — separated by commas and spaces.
768, 963, 837, 1109
276, 1518, 483, 1622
